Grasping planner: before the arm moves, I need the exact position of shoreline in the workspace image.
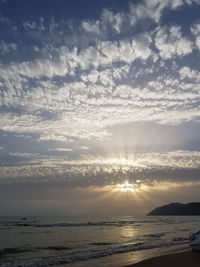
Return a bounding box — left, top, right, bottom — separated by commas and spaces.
69, 246, 190, 267
124, 250, 200, 267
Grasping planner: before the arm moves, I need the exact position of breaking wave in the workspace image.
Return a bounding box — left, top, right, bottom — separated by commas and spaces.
0, 239, 189, 267
1, 218, 177, 228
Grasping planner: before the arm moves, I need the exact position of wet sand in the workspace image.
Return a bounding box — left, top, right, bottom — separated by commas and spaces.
125, 250, 200, 267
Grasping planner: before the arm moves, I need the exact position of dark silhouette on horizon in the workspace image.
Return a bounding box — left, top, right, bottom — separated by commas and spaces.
148, 202, 200, 216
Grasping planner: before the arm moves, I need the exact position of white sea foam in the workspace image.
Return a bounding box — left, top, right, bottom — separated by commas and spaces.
0, 240, 190, 267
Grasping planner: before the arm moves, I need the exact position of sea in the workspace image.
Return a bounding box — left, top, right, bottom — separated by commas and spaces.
0, 215, 199, 267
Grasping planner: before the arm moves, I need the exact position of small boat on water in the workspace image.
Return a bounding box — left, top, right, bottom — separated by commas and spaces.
189, 231, 200, 251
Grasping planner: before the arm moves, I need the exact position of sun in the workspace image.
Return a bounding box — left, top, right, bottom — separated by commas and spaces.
116, 180, 135, 192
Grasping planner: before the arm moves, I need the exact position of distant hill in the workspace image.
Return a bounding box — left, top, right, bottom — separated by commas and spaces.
147, 202, 200, 216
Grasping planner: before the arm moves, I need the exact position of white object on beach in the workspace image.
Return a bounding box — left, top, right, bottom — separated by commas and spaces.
189, 231, 200, 251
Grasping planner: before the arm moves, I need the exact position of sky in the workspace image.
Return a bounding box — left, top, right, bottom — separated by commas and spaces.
0, 0, 200, 216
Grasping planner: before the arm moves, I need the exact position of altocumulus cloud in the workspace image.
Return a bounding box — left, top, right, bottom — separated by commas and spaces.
1, 150, 200, 189
0, 0, 200, 191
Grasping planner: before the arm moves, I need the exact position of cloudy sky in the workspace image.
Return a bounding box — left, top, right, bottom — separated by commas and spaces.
0, 0, 200, 216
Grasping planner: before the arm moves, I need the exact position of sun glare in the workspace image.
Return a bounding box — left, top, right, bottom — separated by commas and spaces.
116, 180, 135, 192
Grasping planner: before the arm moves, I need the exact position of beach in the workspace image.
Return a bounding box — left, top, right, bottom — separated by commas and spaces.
0, 216, 198, 267
126, 250, 200, 267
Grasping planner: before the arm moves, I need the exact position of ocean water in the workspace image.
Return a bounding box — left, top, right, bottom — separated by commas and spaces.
0, 215, 199, 267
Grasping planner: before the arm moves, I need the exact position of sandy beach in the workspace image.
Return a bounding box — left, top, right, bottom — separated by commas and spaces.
126, 250, 200, 267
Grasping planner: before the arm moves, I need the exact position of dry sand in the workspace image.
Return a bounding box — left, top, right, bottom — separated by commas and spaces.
125, 250, 200, 267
